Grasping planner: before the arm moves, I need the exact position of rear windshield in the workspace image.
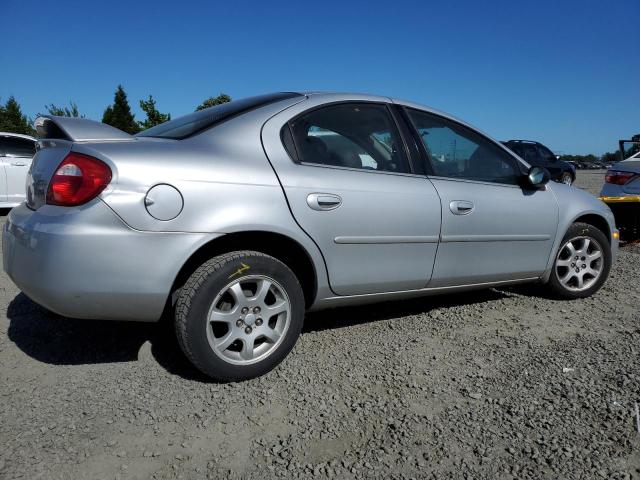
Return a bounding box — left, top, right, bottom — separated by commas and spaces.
137, 92, 302, 140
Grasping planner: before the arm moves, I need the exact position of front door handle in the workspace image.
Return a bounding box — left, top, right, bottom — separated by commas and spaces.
307, 193, 342, 211
449, 200, 474, 215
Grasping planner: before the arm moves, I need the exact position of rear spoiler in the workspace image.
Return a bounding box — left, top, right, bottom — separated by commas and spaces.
34, 115, 133, 142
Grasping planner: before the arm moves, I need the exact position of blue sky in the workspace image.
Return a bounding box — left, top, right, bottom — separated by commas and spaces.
1, 0, 637, 154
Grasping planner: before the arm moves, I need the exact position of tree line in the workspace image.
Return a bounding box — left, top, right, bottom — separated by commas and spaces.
0, 85, 231, 136
0, 89, 637, 161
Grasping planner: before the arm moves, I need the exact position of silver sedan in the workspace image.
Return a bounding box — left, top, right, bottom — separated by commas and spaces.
3, 92, 619, 380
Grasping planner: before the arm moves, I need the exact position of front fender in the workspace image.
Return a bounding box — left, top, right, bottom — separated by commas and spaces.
541, 183, 618, 282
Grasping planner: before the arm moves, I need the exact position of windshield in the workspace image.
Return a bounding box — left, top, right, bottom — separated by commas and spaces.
137, 92, 302, 139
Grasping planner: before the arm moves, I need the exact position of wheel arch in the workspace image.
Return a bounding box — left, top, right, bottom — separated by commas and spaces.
169, 230, 318, 309
572, 213, 611, 243
541, 209, 613, 284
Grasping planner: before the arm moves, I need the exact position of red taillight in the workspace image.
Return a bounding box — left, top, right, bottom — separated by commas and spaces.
605, 170, 634, 185
46, 153, 112, 206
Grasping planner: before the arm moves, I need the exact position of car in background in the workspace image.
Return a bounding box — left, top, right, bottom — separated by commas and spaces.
0, 132, 37, 207
566, 160, 579, 169
600, 151, 640, 238
502, 140, 575, 185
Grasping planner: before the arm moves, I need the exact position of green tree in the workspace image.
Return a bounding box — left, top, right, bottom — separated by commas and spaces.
138, 95, 171, 130
39, 101, 83, 118
559, 154, 599, 165
601, 151, 619, 163
102, 85, 140, 134
0, 96, 34, 135
195, 93, 231, 111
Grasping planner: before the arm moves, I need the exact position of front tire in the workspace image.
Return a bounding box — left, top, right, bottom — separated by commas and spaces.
560, 172, 573, 185
175, 251, 305, 381
546, 222, 611, 299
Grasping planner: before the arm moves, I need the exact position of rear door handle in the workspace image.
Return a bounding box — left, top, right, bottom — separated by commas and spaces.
11, 162, 26, 166
449, 200, 474, 215
307, 193, 342, 211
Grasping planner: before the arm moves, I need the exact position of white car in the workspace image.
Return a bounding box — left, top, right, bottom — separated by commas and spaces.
0, 132, 36, 207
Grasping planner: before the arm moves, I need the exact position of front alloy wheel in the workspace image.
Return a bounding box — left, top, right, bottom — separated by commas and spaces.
547, 222, 611, 299
555, 237, 603, 291
560, 172, 573, 185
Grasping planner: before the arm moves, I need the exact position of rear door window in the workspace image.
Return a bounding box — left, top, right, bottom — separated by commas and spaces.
519, 144, 542, 165
287, 103, 410, 174
1, 137, 36, 157
535, 145, 556, 164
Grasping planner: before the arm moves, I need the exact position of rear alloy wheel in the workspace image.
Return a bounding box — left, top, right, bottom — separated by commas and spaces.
560, 172, 573, 185
175, 251, 304, 381
547, 222, 611, 299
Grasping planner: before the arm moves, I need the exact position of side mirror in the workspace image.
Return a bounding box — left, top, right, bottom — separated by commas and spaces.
527, 166, 550, 188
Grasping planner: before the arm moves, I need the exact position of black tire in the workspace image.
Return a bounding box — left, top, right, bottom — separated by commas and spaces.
175, 251, 305, 381
559, 172, 573, 185
546, 222, 611, 299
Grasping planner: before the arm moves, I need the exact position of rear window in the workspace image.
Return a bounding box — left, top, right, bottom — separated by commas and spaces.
137, 92, 302, 140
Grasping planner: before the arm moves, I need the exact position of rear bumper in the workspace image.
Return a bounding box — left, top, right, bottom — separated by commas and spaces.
3, 201, 214, 321
599, 196, 640, 239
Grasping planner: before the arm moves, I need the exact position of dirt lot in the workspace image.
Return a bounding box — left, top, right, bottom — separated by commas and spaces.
1, 171, 639, 480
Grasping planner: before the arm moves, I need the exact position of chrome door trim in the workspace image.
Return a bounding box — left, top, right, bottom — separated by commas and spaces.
441, 234, 551, 243
334, 235, 440, 244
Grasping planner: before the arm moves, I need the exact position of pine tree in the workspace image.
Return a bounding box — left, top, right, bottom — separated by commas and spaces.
0, 96, 34, 135
102, 85, 140, 134
195, 93, 231, 111
138, 95, 171, 130
42, 102, 82, 117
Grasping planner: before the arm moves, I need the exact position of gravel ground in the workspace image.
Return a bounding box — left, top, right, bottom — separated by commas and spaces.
1, 171, 639, 480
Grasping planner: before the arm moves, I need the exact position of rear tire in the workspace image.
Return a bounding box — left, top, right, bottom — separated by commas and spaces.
175, 251, 305, 381
546, 222, 611, 299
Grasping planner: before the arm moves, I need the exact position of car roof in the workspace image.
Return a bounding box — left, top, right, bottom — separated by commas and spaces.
0, 132, 36, 141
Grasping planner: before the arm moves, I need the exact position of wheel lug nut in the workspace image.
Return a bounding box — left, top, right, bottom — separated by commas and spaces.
255, 318, 263, 326
582, 264, 586, 269
241, 307, 249, 314
253, 306, 261, 314
571, 263, 575, 267
236, 319, 243, 327
245, 326, 252, 334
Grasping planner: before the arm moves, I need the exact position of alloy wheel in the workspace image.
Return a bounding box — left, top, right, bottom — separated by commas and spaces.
206, 275, 291, 365
554, 236, 603, 291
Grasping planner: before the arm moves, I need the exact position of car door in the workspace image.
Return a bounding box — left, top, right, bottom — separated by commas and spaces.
1, 136, 35, 203
403, 107, 559, 287
262, 101, 442, 296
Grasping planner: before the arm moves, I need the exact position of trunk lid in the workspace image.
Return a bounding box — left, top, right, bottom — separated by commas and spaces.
27, 116, 133, 210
